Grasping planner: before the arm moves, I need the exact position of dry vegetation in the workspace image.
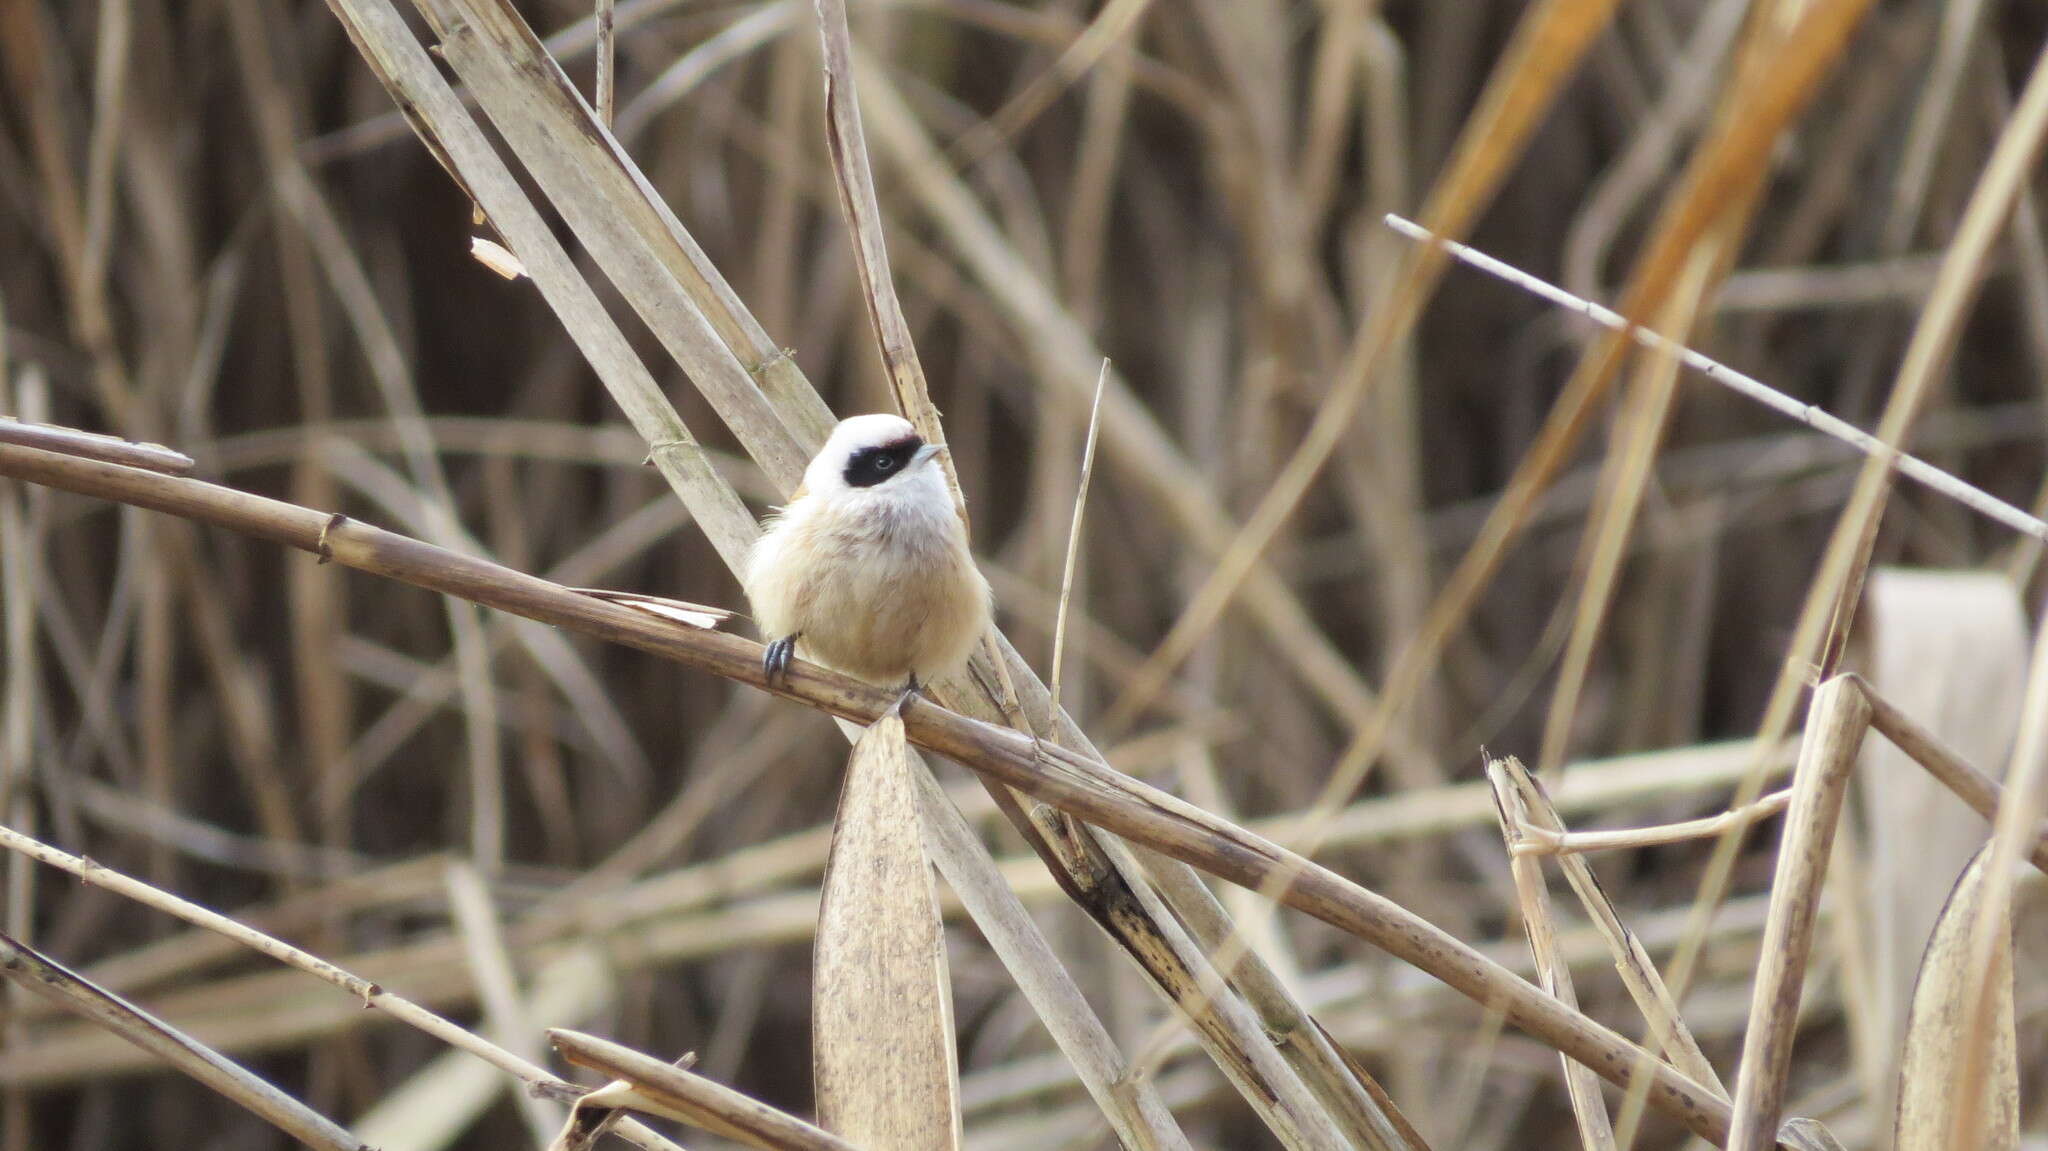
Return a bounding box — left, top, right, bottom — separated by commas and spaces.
2, 0, 2048, 1148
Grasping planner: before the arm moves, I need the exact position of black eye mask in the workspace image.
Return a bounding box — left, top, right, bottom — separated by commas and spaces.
842, 437, 924, 488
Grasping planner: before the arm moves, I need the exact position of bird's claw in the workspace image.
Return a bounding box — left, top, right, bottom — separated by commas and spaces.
883, 673, 923, 717
763, 635, 798, 686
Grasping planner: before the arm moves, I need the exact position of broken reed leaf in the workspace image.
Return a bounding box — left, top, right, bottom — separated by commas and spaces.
547, 1094, 626, 1151
813, 713, 962, 1149
551, 1029, 858, 1151
1487, 757, 1618, 1151
470, 234, 528, 279
1892, 846, 2018, 1151
567, 588, 736, 630
547, 1051, 697, 1151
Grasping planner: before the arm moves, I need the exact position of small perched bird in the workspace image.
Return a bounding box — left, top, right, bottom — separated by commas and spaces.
745, 414, 991, 690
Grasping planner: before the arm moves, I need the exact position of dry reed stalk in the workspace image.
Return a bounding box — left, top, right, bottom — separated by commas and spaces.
1513, 789, 1795, 859
1534, 264, 1697, 779
1857, 678, 2048, 875
910, 761, 1192, 1151
552, 1028, 855, 1151
1398, 206, 2048, 1135
812, 0, 945, 453
352, 947, 614, 1151
1491, 757, 1726, 1096
443, 861, 561, 1145
818, 11, 1375, 1132
4, 821, 1798, 1086
1191, 12, 1879, 1038
1046, 361, 1107, 729
0, 419, 191, 474
0, 812, 684, 1151
0, 438, 1795, 1148
1487, 757, 1617, 1151
968, 890, 1799, 1130
794, 43, 1246, 1121
1148, 3, 1879, 1131
847, 55, 1438, 780
1135, 856, 1424, 1151
14, 3, 2048, 1145
592, 0, 615, 126
0, 932, 363, 1151
1725, 677, 1869, 1151
319, 0, 767, 569
1943, 604, 2048, 1151
8, 737, 1776, 1043
347, 8, 1343, 1137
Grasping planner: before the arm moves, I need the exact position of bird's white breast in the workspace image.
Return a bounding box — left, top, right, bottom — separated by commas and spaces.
744, 475, 990, 684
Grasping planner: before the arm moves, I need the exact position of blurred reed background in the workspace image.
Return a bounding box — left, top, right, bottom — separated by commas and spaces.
1, 0, 2047, 1148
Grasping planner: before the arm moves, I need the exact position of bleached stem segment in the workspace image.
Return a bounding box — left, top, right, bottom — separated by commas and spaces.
1726, 677, 1871, 1151
1384, 214, 2048, 544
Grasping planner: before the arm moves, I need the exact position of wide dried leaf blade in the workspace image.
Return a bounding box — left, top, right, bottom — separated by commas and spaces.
1892, 844, 2018, 1151
813, 713, 961, 1148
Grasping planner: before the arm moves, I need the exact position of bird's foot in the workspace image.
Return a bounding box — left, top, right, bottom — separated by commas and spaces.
763, 635, 799, 686
885, 673, 923, 718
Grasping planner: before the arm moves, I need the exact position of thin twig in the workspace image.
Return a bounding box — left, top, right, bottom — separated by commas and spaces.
1047, 360, 1108, 731
1513, 789, 1796, 858
1383, 213, 2048, 544
1855, 674, 2048, 874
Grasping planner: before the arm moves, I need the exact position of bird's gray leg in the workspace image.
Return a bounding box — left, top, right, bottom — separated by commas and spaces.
763, 635, 799, 685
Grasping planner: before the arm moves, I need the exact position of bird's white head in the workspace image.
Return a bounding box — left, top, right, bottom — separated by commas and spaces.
800, 413, 947, 501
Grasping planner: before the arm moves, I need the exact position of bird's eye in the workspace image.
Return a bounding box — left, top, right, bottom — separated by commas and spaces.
874, 455, 896, 471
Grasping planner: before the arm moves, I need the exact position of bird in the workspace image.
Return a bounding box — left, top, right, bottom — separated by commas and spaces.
745, 413, 992, 692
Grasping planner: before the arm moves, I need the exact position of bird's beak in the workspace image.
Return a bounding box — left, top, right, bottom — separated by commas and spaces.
912, 443, 945, 469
